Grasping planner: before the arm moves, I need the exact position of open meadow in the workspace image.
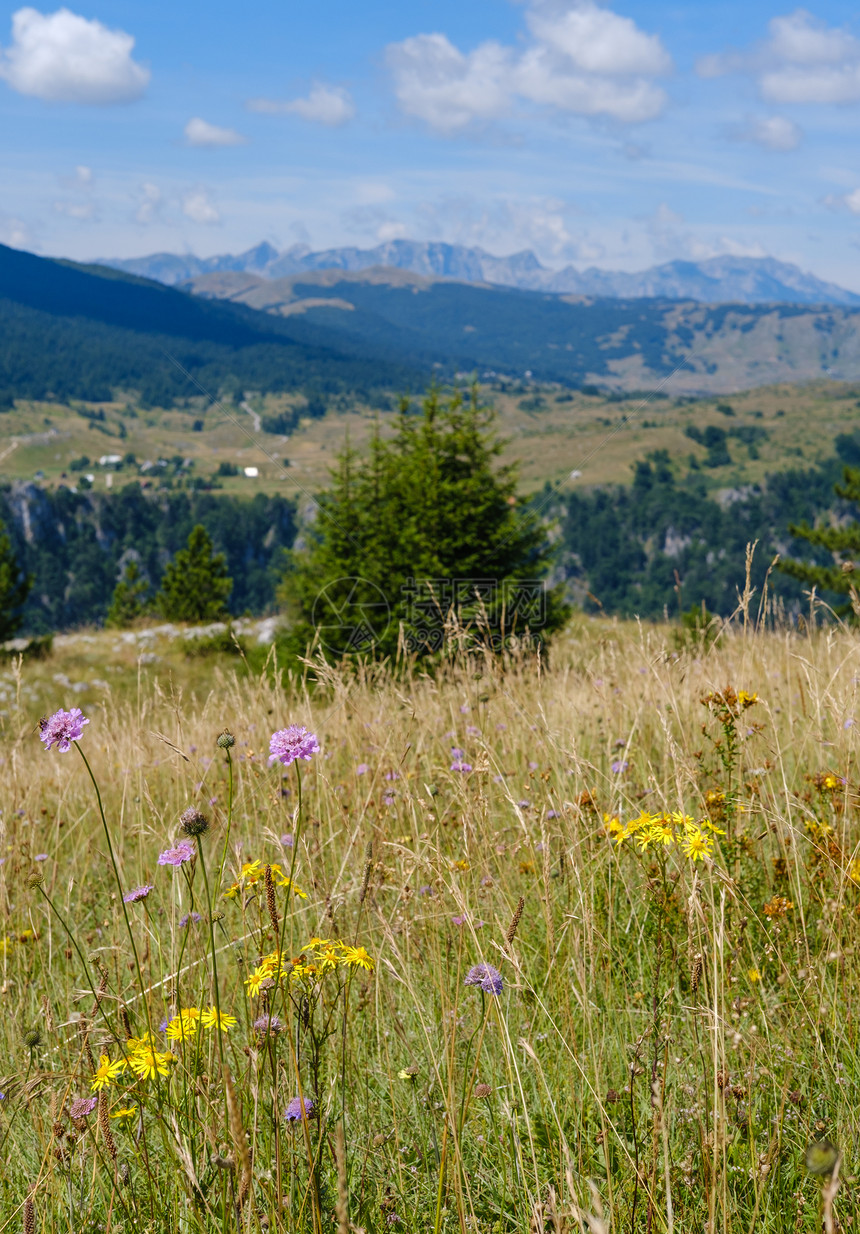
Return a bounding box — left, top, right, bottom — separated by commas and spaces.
0, 611, 859, 1231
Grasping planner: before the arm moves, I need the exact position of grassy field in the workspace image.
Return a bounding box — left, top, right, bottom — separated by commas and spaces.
1, 610, 860, 1230
1, 378, 859, 501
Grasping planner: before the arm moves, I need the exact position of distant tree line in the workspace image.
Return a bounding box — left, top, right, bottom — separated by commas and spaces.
3, 430, 860, 640
0, 485, 296, 633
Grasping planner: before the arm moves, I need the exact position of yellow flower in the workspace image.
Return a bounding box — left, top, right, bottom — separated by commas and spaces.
341, 945, 374, 972
643, 816, 676, 848
200, 1005, 237, 1033
317, 945, 342, 973
615, 811, 652, 846
280, 877, 308, 900
701, 818, 726, 836
306, 937, 332, 949
128, 1047, 173, 1082
747, 968, 761, 982
239, 860, 263, 883
680, 828, 714, 862
847, 858, 860, 885
166, 1008, 201, 1041
738, 691, 758, 708
110, 1105, 138, 1125
90, 1054, 126, 1091
244, 964, 273, 996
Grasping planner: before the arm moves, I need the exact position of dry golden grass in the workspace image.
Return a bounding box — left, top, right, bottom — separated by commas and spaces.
2, 613, 860, 1230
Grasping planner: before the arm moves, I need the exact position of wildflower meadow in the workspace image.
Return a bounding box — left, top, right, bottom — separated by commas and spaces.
3, 612, 860, 1232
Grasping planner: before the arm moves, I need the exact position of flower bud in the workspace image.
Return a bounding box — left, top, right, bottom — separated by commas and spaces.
217, 730, 235, 749
179, 807, 210, 837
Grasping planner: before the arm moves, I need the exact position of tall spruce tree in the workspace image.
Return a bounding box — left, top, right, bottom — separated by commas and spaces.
156, 524, 232, 622
778, 466, 860, 610
105, 560, 150, 629
0, 517, 30, 643
280, 387, 569, 658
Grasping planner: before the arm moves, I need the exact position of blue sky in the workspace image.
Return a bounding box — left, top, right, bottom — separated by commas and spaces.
3, 1, 860, 286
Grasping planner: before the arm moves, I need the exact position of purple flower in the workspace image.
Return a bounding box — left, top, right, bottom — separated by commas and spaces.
268, 725, 320, 767
450, 746, 464, 759
547, 810, 559, 820
452, 915, 467, 926
611, 760, 629, 775
384, 770, 400, 781
69, 1096, 97, 1119
451, 760, 472, 773
179, 911, 202, 927
517, 800, 530, 809
39, 708, 89, 753
419, 885, 434, 896
466, 725, 481, 735
383, 793, 396, 806
356, 763, 369, 776
465, 963, 504, 996
34, 853, 48, 862
284, 1096, 315, 1122
280, 833, 294, 848
123, 884, 153, 903
253, 1014, 284, 1035
158, 840, 195, 867
528, 761, 538, 771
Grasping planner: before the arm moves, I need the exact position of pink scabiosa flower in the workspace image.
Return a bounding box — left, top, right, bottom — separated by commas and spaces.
465, 963, 504, 996
268, 726, 319, 767
284, 1096, 315, 1122
123, 884, 153, 903
69, 1096, 97, 1119
451, 760, 472, 773
39, 708, 89, 753
157, 840, 195, 867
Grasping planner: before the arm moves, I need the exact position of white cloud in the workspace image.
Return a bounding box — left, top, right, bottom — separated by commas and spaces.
385, 0, 671, 133
823, 187, 860, 215
386, 34, 511, 133
53, 198, 95, 219
376, 221, 409, 242
74, 163, 91, 185
182, 189, 220, 226
700, 9, 860, 106
184, 116, 246, 147
248, 83, 355, 126
135, 182, 161, 225
524, 1, 671, 77
0, 6, 149, 104
0, 213, 33, 248
734, 114, 803, 151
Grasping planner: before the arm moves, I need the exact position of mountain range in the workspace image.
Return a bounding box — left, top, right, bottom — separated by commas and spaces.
99, 240, 860, 308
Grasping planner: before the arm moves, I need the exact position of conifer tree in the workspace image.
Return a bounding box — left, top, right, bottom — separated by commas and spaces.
778, 466, 860, 610
281, 387, 569, 658
156, 525, 232, 622
0, 517, 30, 643
105, 560, 150, 629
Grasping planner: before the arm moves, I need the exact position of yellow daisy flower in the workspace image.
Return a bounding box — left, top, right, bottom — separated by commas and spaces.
90, 1054, 126, 1091
340, 945, 375, 972
680, 828, 714, 862
200, 1005, 238, 1033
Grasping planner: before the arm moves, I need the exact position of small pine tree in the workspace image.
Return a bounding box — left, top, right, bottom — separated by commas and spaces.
778, 466, 860, 611
280, 387, 569, 658
0, 517, 30, 643
105, 560, 150, 629
156, 525, 232, 622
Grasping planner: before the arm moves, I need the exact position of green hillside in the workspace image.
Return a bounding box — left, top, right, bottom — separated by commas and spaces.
0, 244, 422, 408
189, 267, 860, 394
